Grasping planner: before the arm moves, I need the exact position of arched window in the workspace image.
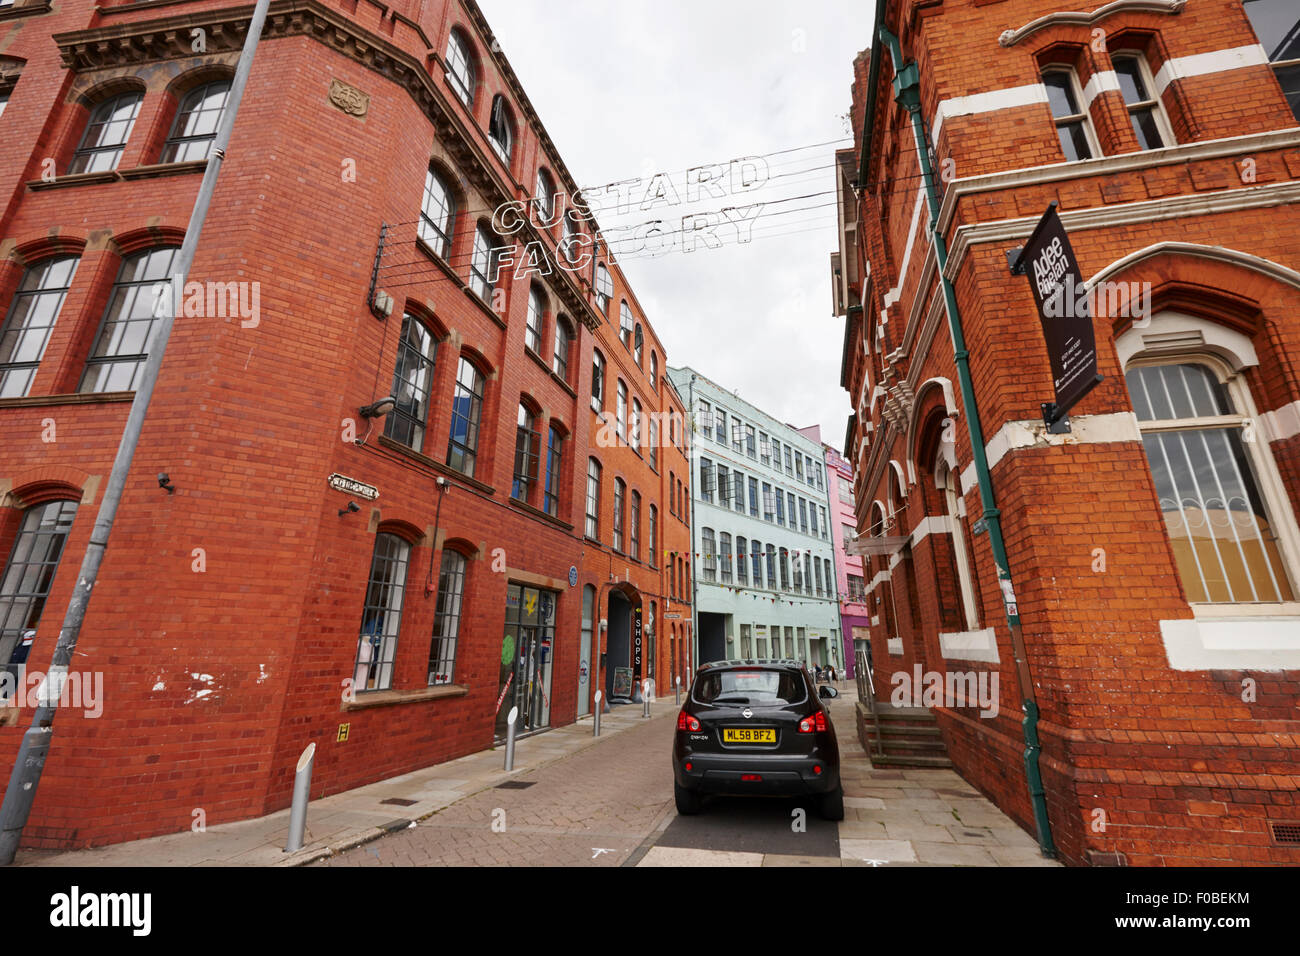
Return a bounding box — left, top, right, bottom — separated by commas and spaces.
634, 323, 644, 365
446, 356, 485, 477
512, 402, 540, 502
613, 478, 626, 552
525, 286, 545, 354
162, 79, 231, 163
470, 224, 502, 301
0, 256, 79, 398
1042, 65, 1096, 162
81, 246, 180, 393
735, 536, 748, 585
534, 168, 555, 221
488, 94, 513, 164
0, 499, 78, 679
650, 351, 658, 391
585, 458, 601, 539
354, 532, 411, 692
648, 504, 658, 567
69, 91, 142, 174
1126, 358, 1296, 603
630, 490, 641, 560
595, 264, 612, 315
1113, 51, 1174, 149
543, 424, 564, 517
419, 166, 455, 259
552, 316, 572, 381
428, 548, 467, 685
779, 548, 790, 590
445, 28, 476, 107
719, 532, 732, 583
620, 301, 634, 348
631, 398, 642, 449
591, 349, 605, 411
616, 379, 627, 441
751, 539, 764, 588
384, 314, 438, 451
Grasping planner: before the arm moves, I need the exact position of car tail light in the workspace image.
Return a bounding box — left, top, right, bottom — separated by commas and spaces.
798, 710, 828, 733
677, 711, 700, 732
742, 774, 762, 782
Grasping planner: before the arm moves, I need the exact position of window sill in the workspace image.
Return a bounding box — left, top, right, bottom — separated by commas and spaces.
0, 1, 52, 22
0, 390, 134, 408
939, 627, 999, 663
120, 160, 208, 181
551, 371, 576, 397
507, 496, 573, 531
343, 684, 469, 711
375, 434, 496, 496
524, 345, 550, 375
461, 283, 507, 329
413, 237, 463, 286
26, 160, 206, 192
1160, 615, 1300, 671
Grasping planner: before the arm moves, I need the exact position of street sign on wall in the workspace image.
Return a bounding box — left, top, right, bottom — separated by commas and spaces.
1010, 203, 1103, 430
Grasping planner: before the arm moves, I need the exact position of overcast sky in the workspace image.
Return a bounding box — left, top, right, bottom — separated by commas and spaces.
480, 0, 874, 453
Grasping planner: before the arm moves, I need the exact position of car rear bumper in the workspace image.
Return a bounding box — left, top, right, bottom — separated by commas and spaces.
673, 752, 840, 796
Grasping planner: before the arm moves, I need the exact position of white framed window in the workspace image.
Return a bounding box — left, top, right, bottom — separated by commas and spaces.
1244, 0, 1300, 121
591, 349, 605, 411
595, 264, 613, 315
534, 168, 554, 222
428, 549, 466, 685
937, 451, 980, 631
69, 92, 143, 174
488, 95, 513, 164
620, 300, 634, 348
616, 379, 627, 441
1043, 66, 1099, 162
1125, 357, 1296, 605
525, 286, 544, 354
419, 166, 456, 259
0, 256, 79, 398
1112, 51, 1175, 150
445, 28, 476, 107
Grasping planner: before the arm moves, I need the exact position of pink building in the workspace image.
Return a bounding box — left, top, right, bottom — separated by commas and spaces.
825, 444, 870, 678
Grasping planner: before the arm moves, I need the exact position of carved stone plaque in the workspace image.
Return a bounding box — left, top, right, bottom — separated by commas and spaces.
328, 78, 369, 117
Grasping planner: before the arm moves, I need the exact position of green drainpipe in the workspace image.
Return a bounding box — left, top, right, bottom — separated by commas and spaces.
877, 25, 1056, 858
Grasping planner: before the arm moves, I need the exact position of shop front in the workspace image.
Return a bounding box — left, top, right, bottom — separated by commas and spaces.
496, 583, 558, 740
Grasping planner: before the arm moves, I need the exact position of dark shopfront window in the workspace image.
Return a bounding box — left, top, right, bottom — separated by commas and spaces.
497, 583, 557, 738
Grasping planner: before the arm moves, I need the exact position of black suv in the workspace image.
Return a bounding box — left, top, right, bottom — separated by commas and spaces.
672, 660, 843, 820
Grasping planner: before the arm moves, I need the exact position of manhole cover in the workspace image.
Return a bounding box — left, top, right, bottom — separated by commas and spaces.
496, 780, 536, 790
380, 797, 417, 807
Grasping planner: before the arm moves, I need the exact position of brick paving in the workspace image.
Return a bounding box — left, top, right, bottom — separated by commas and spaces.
13, 684, 1060, 866
317, 712, 677, 868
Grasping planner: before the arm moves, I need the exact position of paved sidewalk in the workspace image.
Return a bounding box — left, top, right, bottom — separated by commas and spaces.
635, 684, 1060, 867
826, 687, 1058, 867
13, 702, 661, 867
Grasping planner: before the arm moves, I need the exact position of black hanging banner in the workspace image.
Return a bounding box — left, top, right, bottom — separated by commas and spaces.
1010, 203, 1103, 430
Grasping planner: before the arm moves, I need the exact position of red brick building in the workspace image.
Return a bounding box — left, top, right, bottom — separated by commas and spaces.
0, 0, 690, 849
834, 0, 1300, 865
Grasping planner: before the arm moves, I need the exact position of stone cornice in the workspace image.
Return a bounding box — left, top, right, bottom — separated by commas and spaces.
52, 0, 603, 330
943, 179, 1300, 284
998, 0, 1185, 48
936, 128, 1300, 239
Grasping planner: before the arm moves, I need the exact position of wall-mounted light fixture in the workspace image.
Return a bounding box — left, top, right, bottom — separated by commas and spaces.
359, 396, 396, 419
157, 473, 175, 494
338, 501, 360, 517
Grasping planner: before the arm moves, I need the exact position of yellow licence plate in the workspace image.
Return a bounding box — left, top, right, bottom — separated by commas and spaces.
723, 728, 776, 744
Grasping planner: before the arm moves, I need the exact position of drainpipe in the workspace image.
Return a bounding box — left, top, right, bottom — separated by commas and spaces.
877, 25, 1056, 858
687, 374, 700, 681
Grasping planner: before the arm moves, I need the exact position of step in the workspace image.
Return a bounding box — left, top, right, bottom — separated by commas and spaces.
870, 753, 954, 768
877, 725, 943, 737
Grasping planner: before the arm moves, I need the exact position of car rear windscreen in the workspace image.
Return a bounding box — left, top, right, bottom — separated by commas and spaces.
693, 669, 806, 706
